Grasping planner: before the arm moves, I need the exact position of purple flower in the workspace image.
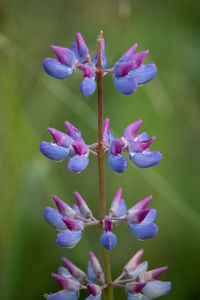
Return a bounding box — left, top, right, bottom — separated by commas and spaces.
62, 257, 86, 283
87, 251, 105, 284
44, 192, 96, 249
79, 64, 97, 97
103, 118, 162, 173
126, 195, 158, 240
43, 32, 98, 97
39, 122, 89, 173
43, 44, 77, 80
73, 191, 92, 219
109, 187, 127, 218
113, 44, 157, 95
100, 217, 117, 251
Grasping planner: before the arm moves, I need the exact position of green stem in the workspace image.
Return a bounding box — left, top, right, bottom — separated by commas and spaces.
96, 31, 113, 300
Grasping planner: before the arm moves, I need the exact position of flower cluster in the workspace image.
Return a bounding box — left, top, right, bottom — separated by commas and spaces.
45, 251, 104, 300
45, 249, 170, 300
40, 119, 162, 174
103, 118, 162, 173
40, 121, 89, 173
122, 249, 171, 300
43, 32, 157, 97
44, 188, 158, 250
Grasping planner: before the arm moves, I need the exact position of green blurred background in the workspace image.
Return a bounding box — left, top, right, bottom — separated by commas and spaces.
0, 0, 200, 299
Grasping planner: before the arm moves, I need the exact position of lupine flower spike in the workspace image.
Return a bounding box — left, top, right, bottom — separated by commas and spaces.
42, 32, 171, 300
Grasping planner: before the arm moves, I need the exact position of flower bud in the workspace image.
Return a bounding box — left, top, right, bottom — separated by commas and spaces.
124, 249, 144, 276
51, 45, 77, 67
100, 231, 117, 251
88, 251, 105, 284
74, 191, 92, 218
139, 266, 168, 282
52, 195, 77, 218
51, 273, 81, 291
62, 257, 86, 282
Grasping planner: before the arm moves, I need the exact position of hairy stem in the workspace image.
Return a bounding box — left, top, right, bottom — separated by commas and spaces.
96, 31, 113, 300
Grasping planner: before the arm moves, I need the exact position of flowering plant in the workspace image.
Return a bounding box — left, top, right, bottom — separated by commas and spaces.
40, 32, 171, 300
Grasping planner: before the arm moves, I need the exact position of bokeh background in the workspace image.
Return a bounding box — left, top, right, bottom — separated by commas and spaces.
0, 0, 200, 299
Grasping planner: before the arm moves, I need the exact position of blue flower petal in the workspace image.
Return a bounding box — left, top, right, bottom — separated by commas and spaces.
87, 261, 97, 283
44, 207, 66, 230
46, 290, 78, 300
80, 78, 97, 97
137, 132, 149, 141
129, 261, 148, 280
57, 266, 72, 278
43, 58, 73, 79
68, 155, 89, 173
129, 223, 158, 240
109, 130, 115, 144
142, 281, 171, 299
129, 64, 157, 85
116, 199, 127, 218
70, 42, 81, 61
143, 209, 157, 223
100, 231, 117, 251
92, 53, 107, 69
114, 76, 138, 95
130, 151, 162, 168
72, 204, 85, 218
108, 154, 128, 173
127, 293, 149, 300
40, 141, 70, 161
56, 230, 82, 248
